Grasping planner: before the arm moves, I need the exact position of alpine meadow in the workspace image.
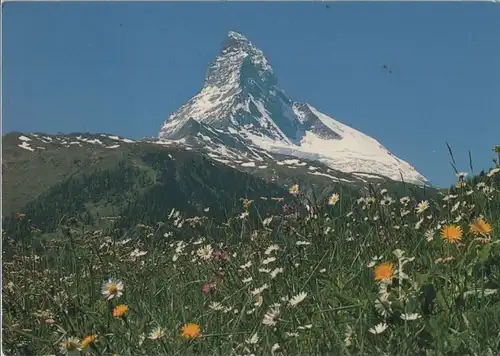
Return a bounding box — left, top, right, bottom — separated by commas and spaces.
3, 12, 500, 356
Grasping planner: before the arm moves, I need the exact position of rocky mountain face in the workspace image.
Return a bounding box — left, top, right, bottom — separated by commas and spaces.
158, 31, 428, 186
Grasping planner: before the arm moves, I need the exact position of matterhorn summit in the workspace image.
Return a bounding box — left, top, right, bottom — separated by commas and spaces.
159, 31, 428, 186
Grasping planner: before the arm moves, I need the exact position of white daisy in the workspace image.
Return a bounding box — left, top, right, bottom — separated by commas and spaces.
400, 313, 421, 321
245, 332, 259, 345
240, 261, 252, 269
262, 257, 276, 265
400, 209, 410, 217
262, 217, 273, 226
101, 278, 124, 300
262, 306, 280, 327
374, 295, 392, 318
264, 244, 280, 255
297, 324, 313, 330
487, 167, 500, 177
380, 197, 394, 206
130, 248, 148, 258
399, 196, 410, 205
476, 182, 486, 190
251, 284, 269, 296
328, 193, 340, 206
209, 302, 224, 311
240, 211, 249, 219
242, 276, 253, 283
425, 229, 435, 242
344, 325, 353, 346
148, 326, 165, 340
270, 268, 284, 279
369, 322, 388, 335
415, 200, 429, 214
288, 292, 307, 308
196, 244, 213, 260
443, 194, 458, 201
192, 237, 204, 245
59, 337, 80, 356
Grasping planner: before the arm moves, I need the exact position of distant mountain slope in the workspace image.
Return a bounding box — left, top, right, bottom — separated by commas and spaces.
158, 31, 428, 186
2, 132, 439, 234
1, 132, 287, 231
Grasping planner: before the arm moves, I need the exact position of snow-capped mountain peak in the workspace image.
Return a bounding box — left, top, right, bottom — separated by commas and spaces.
160, 30, 291, 141
158, 31, 428, 186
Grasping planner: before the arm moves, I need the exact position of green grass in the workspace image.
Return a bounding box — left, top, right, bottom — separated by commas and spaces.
3, 163, 500, 356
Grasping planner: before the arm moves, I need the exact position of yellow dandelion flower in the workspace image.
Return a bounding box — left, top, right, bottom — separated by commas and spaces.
81, 334, 97, 349
112, 304, 129, 318
374, 263, 393, 281
289, 184, 299, 195
181, 323, 201, 339
469, 217, 492, 236
440, 224, 463, 244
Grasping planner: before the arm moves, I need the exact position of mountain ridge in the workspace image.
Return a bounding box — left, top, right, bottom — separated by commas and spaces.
158, 31, 429, 186
1, 131, 298, 232
2, 131, 438, 231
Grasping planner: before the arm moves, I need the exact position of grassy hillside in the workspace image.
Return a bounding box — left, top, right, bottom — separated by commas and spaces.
3, 146, 500, 355
2, 132, 439, 235
2, 133, 299, 233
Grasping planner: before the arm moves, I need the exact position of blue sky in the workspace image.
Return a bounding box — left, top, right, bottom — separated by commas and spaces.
3, 2, 499, 187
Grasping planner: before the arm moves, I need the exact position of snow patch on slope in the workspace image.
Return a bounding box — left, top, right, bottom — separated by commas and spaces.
106, 135, 136, 144
239, 105, 426, 185
241, 161, 256, 167
18, 141, 35, 152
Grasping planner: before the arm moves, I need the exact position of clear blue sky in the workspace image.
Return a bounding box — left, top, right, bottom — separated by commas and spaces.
3, 2, 499, 187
